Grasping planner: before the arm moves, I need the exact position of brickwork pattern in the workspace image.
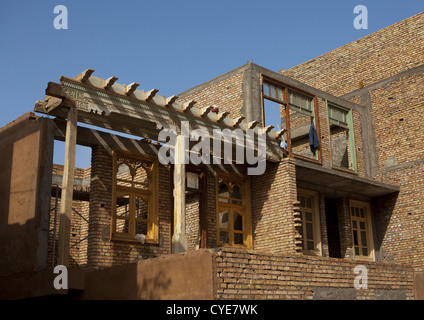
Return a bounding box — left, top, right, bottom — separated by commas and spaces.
87, 146, 171, 270
179, 71, 245, 119
281, 12, 424, 97
251, 159, 297, 254
215, 247, 415, 300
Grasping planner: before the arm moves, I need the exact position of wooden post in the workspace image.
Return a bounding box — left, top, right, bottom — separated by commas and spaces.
171, 130, 188, 253
57, 103, 78, 266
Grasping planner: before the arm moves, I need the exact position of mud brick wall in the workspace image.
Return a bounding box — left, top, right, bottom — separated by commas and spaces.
215, 247, 415, 300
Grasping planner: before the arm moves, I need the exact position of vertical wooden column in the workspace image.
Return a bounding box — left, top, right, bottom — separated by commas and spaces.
171, 131, 188, 253
57, 104, 78, 266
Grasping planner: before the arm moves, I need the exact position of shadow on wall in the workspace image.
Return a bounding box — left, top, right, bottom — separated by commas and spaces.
372, 192, 399, 263
0, 113, 53, 278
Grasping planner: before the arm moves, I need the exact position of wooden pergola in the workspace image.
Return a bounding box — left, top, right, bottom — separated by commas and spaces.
34, 69, 287, 264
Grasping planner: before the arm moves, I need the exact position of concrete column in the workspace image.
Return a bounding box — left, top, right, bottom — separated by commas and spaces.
172, 132, 188, 253
57, 105, 78, 266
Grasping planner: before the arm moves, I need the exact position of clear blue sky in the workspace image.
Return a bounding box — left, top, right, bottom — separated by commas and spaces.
1, 0, 423, 168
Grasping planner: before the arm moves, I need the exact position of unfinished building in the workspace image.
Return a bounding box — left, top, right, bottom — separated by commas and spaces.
0, 12, 423, 300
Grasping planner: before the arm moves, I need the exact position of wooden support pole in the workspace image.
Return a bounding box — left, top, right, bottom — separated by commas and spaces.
171, 130, 188, 254
57, 103, 78, 266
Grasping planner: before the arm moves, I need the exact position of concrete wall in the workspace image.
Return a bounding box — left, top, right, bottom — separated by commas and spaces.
0, 113, 53, 277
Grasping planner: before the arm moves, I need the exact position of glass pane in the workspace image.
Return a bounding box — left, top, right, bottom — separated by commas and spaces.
299, 196, 305, 208
305, 211, 313, 222
360, 221, 366, 230
263, 83, 269, 96
231, 184, 243, 205
306, 222, 314, 241
277, 87, 284, 101
136, 221, 148, 235
187, 172, 199, 189
307, 241, 314, 251
356, 208, 360, 217
220, 231, 229, 244
218, 183, 229, 202
136, 197, 148, 220
234, 211, 243, 231
219, 210, 229, 229
360, 208, 365, 218
234, 232, 244, 245
362, 247, 368, 256
270, 85, 277, 99
353, 230, 358, 245
331, 107, 346, 122
115, 218, 129, 234
133, 166, 150, 189
289, 91, 312, 111
352, 220, 357, 229
361, 231, 367, 247
116, 195, 130, 217
306, 197, 312, 209
355, 247, 359, 255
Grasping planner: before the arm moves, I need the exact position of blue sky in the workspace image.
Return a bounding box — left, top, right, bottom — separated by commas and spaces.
1, 0, 422, 168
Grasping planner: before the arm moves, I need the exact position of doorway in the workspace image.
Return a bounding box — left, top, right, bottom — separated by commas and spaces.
324, 198, 342, 258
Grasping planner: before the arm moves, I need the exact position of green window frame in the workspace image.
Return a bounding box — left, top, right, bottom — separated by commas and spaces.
327, 102, 357, 172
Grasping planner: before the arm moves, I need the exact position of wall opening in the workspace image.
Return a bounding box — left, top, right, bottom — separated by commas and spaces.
325, 198, 342, 258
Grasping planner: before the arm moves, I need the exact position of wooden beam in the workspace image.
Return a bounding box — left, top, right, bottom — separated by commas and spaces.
125, 82, 140, 96
145, 89, 159, 102
200, 106, 214, 117
166, 95, 178, 107
182, 100, 197, 112
171, 134, 188, 254
104, 76, 118, 90
76, 68, 95, 83
57, 104, 78, 267
232, 116, 245, 128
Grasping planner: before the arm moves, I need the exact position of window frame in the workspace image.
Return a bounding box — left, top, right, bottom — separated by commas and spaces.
327, 102, 357, 173
349, 200, 375, 261
296, 189, 322, 256
216, 171, 252, 249
261, 76, 322, 164
111, 150, 159, 244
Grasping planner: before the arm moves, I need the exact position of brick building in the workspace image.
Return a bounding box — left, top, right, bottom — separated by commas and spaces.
0, 12, 423, 300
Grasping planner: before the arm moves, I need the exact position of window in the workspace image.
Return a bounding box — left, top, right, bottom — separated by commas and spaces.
262, 81, 285, 132
111, 150, 158, 243
262, 78, 321, 162
288, 90, 318, 160
216, 173, 252, 249
349, 200, 375, 260
296, 190, 321, 255
328, 103, 357, 172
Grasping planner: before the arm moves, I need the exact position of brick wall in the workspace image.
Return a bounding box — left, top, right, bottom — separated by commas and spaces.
215, 247, 415, 299
281, 12, 424, 97
87, 146, 172, 270
251, 158, 297, 254
179, 70, 245, 119
281, 12, 424, 272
